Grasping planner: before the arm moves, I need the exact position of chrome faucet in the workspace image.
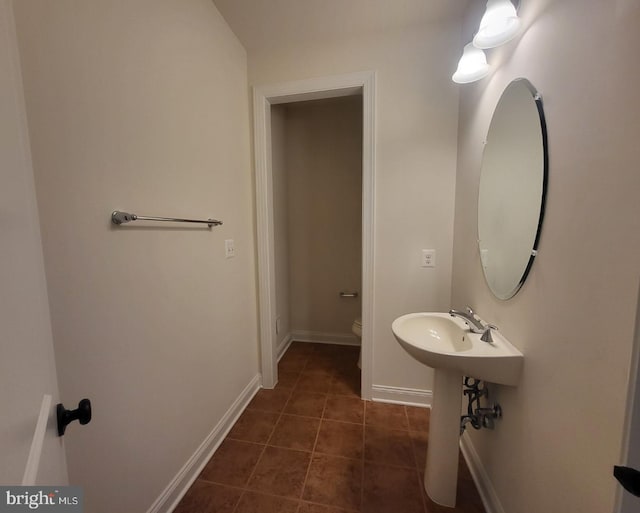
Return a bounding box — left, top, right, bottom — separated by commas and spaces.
449, 307, 498, 343
449, 307, 485, 333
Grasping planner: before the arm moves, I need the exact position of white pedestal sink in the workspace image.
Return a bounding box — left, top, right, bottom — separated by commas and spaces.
392, 312, 523, 507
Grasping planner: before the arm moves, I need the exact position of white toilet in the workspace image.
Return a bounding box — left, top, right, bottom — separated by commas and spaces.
352, 318, 362, 369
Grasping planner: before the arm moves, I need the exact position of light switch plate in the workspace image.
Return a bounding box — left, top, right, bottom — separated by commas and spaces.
225, 239, 235, 258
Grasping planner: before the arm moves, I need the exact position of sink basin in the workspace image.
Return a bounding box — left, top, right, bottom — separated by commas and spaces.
392, 312, 523, 386
391, 312, 524, 508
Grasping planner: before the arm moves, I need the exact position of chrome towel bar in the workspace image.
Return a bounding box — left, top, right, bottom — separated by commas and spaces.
111, 211, 222, 228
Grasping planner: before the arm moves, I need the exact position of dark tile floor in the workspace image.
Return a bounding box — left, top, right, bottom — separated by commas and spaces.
175, 342, 485, 513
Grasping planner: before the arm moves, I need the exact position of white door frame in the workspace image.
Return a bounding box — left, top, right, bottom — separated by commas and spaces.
253, 71, 376, 399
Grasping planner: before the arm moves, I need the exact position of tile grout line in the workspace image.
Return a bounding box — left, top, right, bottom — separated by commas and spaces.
196, 478, 363, 513
233, 381, 295, 511
297, 369, 329, 505
198, 475, 358, 507
227, 488, 246, 513
227, 442, 272, 511
404, 405, 423, 471
279, 346, 324, 505
196, 478, 303, 509
232, 350, 326, 506
405, 405, 430, 513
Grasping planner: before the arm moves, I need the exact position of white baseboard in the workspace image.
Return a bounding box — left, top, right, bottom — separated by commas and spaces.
370, 384, 432, 407
276, 333, 293, 361
459, 431, 505, 513
290, 330, 360, 346
147, 374, 262, 513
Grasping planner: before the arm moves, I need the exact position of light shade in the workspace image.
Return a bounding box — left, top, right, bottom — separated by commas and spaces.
473, 0, 521, 49
452, 43, 490, 84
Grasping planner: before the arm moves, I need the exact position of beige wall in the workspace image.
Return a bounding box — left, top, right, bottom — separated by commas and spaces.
12, 1, 258, 511
452, 1, 640, 512
249, 22, 461, 391
284, 97, 363, 339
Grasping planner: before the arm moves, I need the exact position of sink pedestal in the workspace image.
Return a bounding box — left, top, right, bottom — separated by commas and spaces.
425, 368, 463, 507
391, 312, 524, 507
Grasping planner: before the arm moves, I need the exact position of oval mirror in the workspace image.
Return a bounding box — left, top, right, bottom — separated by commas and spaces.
477, 78, 548, 300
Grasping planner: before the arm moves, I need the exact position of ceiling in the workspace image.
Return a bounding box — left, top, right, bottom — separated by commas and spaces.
212, 0, 469, 54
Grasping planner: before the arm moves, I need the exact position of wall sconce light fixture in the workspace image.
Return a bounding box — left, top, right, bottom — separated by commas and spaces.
452, 0, 521, 84
452, 43, 490, 84
473, 0, 521, 49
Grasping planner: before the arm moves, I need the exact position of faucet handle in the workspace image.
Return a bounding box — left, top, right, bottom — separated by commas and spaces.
480, 324, 498, 343
465, 306, 475, 316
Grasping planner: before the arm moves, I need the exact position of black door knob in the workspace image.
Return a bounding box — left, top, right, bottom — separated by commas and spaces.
57, 398, 92, 436
614, 465, 640, 497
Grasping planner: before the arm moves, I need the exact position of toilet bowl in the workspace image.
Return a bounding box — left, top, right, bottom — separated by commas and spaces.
352, 318, 362, 369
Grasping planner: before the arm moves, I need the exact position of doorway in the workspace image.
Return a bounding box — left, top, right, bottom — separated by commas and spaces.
272, 95, 362, 362
253, 71, 375, 399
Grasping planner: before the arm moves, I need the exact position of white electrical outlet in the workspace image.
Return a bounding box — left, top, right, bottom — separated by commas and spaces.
225, 239, 235, 258
421, 249, 436, 268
